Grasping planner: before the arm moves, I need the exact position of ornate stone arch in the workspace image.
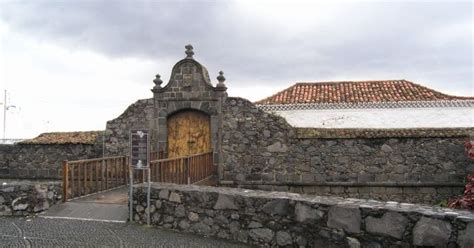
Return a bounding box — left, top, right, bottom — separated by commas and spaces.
151, 45, 227, 180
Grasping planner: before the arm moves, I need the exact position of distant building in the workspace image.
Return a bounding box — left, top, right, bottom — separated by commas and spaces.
255, 80, 474, 128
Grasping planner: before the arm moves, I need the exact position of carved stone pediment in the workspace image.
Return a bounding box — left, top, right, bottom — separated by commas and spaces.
152, 45, 222, 100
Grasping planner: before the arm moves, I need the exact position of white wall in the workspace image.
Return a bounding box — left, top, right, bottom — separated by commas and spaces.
273, 107, 474, 128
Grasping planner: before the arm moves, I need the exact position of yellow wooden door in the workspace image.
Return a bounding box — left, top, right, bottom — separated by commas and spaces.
167, 110, 211, 158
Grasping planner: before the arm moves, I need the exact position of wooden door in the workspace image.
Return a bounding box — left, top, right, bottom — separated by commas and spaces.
167, 110, 211, 158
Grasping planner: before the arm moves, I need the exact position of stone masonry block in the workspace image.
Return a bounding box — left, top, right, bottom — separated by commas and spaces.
261, 199, 289, 216
302, 174, 315, 183
365, 212, 408, 239
386, 187, 403, 194
413, 217, 451, 247
249, 228, 274, 243
371, 187, 386, 194
327, 206, 361, 234
458, 222, 474, 248
159, 189, 169, 199
435, 187, 452, 195
295, 202, 324, 222
214, 194, 238, 210
419, 187, 437, 194
330, 186, 345, 194
346, 187, 359, 193
169, 192, 181, 203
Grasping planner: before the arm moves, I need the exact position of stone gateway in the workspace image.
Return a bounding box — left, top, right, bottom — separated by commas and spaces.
105, 45, 227, 179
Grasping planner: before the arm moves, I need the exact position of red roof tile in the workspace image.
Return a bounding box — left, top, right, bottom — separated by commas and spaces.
18, 131, 103, 145
255, 80, 474, 105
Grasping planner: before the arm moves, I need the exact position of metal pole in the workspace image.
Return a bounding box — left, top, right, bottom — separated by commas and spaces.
129, 131, 133, 222
129, 166, 133, 222
3, 89, 6, 139
146, 131, 151, 225
147, 167, 151, 226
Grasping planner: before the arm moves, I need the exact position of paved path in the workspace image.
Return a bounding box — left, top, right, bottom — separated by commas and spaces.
0, 217, 248, 247
72, 186, 129, 204
40, 202, 129, 223
40, 187, 129, 222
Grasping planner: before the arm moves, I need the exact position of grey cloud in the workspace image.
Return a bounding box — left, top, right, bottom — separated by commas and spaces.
0, 1, 472, 95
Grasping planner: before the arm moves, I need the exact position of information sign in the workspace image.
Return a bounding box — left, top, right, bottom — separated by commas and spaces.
130, 129, 149, 169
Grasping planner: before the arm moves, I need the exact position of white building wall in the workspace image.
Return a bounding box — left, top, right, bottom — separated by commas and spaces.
273, 107, 474, 128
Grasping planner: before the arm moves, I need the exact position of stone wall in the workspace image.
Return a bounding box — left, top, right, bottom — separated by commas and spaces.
133, 183, 474, 248
0, 181, 62, 216
0, 143, 102, 179
221, 97, 472, 204
104, 98, 155, 156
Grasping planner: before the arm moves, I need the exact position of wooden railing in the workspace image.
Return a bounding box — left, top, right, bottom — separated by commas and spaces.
62, 151, 215, 201
150, 151, 214, 184
150, 150, 166, 161
188, 151, 215, 184
62, 156, 129, 202
132, 150, 167, 183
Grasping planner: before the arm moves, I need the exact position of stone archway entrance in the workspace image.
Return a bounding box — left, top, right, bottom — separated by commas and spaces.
167, 110, 211, 158
151, 45, 227, 181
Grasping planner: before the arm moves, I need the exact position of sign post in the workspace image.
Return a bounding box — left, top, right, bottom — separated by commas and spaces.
129, 129, 150, 225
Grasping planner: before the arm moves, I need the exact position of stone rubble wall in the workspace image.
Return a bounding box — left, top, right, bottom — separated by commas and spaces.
133, 183, 474, 248
0, 143, 102, 179
102, 95, 471, 204
104, 98, 155, 156
0, 181, 62, 216
221, 97, 472, 204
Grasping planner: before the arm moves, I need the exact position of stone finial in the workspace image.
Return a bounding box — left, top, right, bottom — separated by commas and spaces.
153, 74, 163, 91
216, 71, 227, 91
185, 44, 194, 58
217, 71, 225, 84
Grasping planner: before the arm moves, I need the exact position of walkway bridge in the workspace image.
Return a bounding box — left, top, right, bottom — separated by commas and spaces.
41, 151, 215, 222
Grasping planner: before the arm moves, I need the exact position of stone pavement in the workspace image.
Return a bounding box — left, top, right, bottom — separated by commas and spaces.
0, 217, 249, 247
73, 186, 129, 204
18, 187, 248, 247
40, 202, 129, 223
40, 187, 129, 223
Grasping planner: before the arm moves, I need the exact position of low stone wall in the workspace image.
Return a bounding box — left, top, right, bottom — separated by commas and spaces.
221, 182, 464, 205
221, 97, 472, 204
0, 143, 102, 179
0, 180, 62, 216
133, 183, 474, 248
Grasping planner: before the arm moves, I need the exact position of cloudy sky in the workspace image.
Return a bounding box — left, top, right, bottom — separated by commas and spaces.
0, 0, 472, 139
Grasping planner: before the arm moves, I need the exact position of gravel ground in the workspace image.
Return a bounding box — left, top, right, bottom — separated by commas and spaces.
0, 217, 249, 247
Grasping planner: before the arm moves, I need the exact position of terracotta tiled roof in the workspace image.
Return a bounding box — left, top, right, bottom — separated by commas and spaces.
255, 80, 474, 105
18, 131, 103, 145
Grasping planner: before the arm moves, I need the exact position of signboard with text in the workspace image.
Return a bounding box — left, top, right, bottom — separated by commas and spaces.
130, 129, 149, 169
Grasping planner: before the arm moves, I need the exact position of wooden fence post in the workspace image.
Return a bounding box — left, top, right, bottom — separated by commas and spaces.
105, 159, 109, 190
186, 156, 191, 184
62, 160, 68, 202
